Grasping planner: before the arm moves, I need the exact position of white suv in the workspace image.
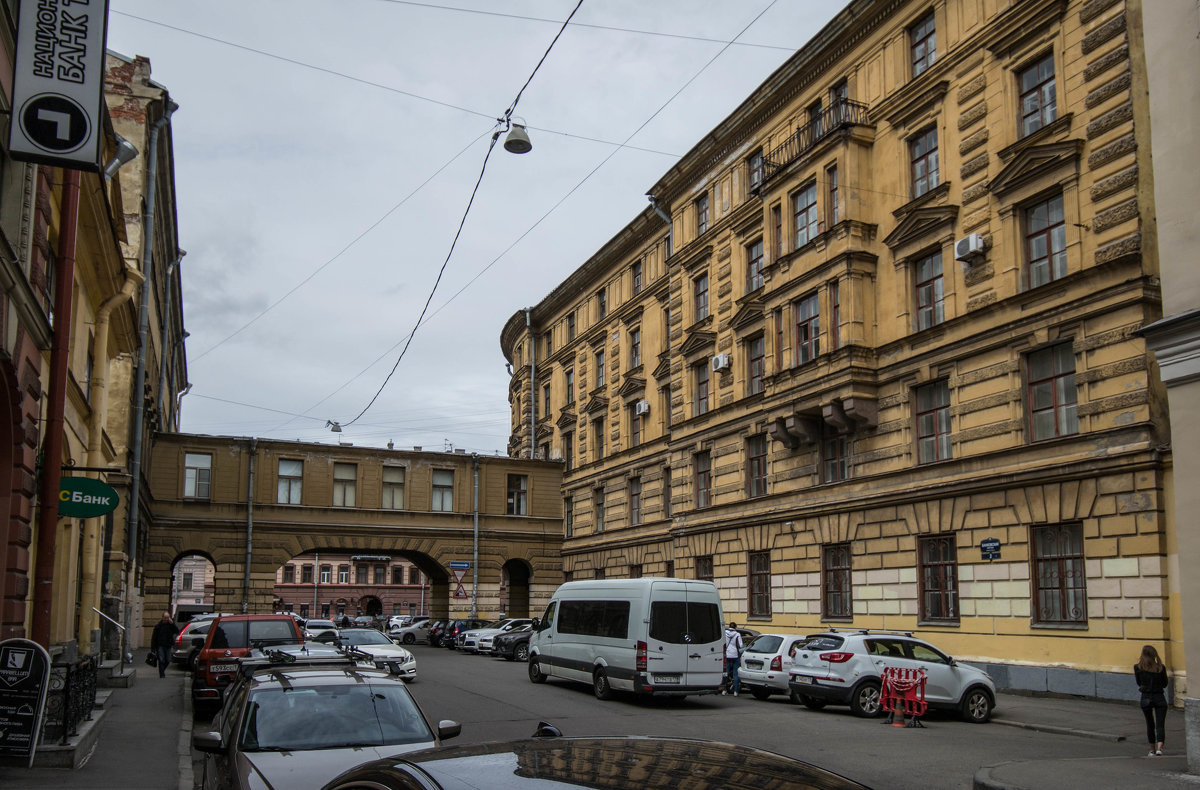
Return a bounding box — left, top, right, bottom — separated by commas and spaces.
787, 630, 996, 723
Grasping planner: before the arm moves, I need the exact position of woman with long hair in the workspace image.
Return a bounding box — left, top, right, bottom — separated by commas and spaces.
1134, 644, 1168, 756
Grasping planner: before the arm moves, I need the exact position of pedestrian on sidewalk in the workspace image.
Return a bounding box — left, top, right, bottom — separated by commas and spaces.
150, 611, 178, 679
1134, 644, 1168, 756
723, 622, 743, 696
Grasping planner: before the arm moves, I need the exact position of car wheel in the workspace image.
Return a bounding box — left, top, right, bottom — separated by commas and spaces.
751, 688, 771, 700
401, 633, 415, 645
514, 643, 530, 662
849, 680, 883, 717
593, 668, 614, 700
186, 649, 199, 672
528, 657, 546, 683
960, 688, 993, 723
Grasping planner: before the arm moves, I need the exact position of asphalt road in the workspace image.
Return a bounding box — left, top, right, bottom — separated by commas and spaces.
400, 643, 1127, 790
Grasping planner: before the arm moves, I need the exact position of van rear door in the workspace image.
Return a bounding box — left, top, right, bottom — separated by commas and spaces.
646, 581, 723, 689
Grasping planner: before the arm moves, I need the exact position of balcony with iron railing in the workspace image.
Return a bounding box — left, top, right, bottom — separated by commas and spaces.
762, 99, 870, 185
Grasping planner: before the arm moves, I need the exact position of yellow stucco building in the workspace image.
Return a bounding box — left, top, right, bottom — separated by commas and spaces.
502, 0, 1172, 702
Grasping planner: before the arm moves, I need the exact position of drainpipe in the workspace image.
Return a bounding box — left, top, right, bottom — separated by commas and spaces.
647, 194, 673, 256
525, 308, 535, 458
155, 251, 185, 430
243, 437, 257, 613
125, 99, 177, 654
31, 168, 83, 649
471, 453, 479, 618
78, 267, 144, 651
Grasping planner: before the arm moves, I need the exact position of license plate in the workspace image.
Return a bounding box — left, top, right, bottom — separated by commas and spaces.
211, 664, 238, 673
795, 675, 814, 684
746, 660, 763, 669
653, 674, 680, 684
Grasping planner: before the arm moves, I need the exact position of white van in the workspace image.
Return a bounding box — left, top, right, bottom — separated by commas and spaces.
527, 578, 725, 700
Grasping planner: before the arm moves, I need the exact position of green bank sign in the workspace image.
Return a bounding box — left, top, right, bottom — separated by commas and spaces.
58, 477, 120, 518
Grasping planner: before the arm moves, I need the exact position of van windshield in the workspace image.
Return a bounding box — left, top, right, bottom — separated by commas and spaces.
648, 601, 721, 644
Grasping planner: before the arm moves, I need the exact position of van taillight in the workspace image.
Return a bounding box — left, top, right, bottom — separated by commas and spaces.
635, 641, 647, 672
820, 651, 854, 663
770, 656, 782, 671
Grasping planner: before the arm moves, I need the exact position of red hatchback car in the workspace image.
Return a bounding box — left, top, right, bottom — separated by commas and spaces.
191, 614, 304, 717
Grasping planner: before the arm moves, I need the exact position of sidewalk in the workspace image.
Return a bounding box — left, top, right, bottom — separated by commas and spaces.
0, 655, 1195, 790
0, 649, 192, 790
979, 692, 1194, 790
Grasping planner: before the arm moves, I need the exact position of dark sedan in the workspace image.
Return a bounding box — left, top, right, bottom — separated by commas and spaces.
321, 728, 870, 790
490, 624, 533, 661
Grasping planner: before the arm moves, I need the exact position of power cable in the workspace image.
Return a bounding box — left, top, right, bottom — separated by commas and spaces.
368, 0, 795, 52
112, 10, 680, 158
329, 0, 586, 429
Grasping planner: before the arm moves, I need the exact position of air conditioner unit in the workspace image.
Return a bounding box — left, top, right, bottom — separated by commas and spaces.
711, 353, 731, 373
954, 233, 986, 262
634, 400, 651, 416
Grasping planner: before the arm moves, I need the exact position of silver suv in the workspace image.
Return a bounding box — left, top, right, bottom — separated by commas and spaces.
787, 630, 996, 723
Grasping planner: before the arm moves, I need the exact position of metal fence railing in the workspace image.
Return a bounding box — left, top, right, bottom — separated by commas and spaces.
42, 654, 97, 745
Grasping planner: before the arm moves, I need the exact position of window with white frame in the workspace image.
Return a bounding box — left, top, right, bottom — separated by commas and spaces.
432, 469, 454, 511
382, 465, 405, 509
507, 474, 528, 515
184, 453, 212, 499
792, 182, 818, 248
333, 463, 357, 507
277, 459, 302, 504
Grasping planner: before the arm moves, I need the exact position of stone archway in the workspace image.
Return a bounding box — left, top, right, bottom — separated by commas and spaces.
359, 595, 382, 616
501, 559, 533, 617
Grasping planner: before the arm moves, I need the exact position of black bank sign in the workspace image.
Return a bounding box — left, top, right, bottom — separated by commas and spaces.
59, 476, 119, 518
8, 0, 111, 170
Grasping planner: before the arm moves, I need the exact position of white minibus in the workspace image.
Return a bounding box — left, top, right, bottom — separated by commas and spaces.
527, 577, 725, 699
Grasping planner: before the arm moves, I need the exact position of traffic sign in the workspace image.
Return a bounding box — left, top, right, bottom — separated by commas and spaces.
448, 561, 470, 569
980, 537, 1001, 560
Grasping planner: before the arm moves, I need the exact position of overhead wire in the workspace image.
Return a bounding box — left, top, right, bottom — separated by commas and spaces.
335, 0, 586, 429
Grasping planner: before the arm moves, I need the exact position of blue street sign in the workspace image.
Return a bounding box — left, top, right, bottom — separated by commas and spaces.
449, 561, 470, 570
980, 537, 1001, 560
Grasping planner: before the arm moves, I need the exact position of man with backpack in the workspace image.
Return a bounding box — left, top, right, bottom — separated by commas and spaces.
723, 621, 744, 696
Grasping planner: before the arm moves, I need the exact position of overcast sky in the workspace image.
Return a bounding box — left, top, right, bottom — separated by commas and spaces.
105, 1, 841, 454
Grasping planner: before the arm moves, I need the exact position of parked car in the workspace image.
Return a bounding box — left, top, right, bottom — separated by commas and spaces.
320, 725, 869, 790
172, 619, 217, 669
335, 629, 417, 682
303, 619, 340, 642
737, 632, 808, 700
456, 618, 533, 653
391, 618, 433, 645
191, 614, 306, 718
427, 620, 448, 647
352, 615, 378, 629
787, 630, 996, 722
490, 624, 534, 661
528, 579, 724, 699
193, 649, 460, 790
442, 618, 490, 650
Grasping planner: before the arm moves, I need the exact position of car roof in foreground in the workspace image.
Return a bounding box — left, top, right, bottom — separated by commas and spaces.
323, 736, 869, 790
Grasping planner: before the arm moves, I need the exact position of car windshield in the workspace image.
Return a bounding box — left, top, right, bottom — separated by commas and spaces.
746, 635, 783, 654
239, 682, 433, 751
340, 630, 392, 646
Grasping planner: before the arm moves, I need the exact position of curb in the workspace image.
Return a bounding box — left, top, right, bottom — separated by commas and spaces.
179, 671, 193, 790
991, 717, 1126, 742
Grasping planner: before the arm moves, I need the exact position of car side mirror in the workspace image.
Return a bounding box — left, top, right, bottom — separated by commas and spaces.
531, 617, 540, 630
438, 720, 462, 740
948, 656, 957, 666
192, 730, 224, 754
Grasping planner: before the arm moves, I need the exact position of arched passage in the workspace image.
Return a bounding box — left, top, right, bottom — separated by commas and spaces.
501, 559, 533, 617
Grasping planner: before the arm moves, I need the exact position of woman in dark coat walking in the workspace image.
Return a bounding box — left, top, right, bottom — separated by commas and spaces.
150, 611, 179, 679
1134, 644, 1168, 756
